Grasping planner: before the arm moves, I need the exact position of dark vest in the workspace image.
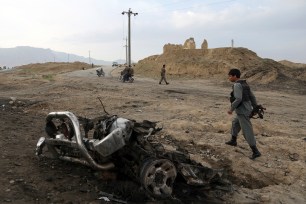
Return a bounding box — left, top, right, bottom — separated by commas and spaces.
230, 80, 251, 104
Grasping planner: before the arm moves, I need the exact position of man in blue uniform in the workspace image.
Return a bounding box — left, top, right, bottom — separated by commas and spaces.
226, 68, 261, 160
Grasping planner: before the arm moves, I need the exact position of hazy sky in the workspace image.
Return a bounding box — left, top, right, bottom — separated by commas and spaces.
1, 0, 305, 63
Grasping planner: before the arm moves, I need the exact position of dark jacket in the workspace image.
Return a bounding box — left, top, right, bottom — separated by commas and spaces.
230, 80, 257, 115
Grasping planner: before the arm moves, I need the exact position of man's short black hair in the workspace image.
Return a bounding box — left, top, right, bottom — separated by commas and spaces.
228, 68, 241, 78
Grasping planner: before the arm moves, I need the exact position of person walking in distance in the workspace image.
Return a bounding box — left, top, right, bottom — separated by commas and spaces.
159, 64, 169, 85
225, 68, 261, 160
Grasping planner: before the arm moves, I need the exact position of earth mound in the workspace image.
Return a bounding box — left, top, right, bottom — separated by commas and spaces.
134, 41, 306, 93
14, 61, 93, 74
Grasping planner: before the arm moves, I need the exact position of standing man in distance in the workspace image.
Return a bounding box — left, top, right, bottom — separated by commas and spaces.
159, 64, 169, 85
226, 68, 261, 160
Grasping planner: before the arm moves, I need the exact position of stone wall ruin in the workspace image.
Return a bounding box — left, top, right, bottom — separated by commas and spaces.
163, 37, 208, 53
183, 37, 196, 49
201, 39, 208, 49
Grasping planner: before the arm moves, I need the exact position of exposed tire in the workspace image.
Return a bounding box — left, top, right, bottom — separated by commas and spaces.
140, 158, 177, 198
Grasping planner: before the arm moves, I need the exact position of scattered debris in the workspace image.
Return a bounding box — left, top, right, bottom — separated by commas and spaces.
36, 111, 231, 199
98, 191, 127, 203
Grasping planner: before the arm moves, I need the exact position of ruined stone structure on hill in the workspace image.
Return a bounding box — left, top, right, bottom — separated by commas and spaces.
183, 37, 196, 49
163, 37, 208, 53
201, 39, 208, 49
163, 44, 183, 53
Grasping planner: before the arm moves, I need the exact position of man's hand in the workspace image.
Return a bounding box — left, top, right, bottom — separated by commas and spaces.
227, 110, 233, 115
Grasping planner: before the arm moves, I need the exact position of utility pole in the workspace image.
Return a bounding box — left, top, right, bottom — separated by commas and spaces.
231, 39, 234, 48
122, 8, 138, 67
123, 37, 128, 65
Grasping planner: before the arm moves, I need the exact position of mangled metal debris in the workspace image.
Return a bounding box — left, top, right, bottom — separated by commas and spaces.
36, 111, 230, 198
98, 191, 127, 203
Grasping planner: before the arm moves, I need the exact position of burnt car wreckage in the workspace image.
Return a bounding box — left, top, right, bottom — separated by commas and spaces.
36, 110, 231, 199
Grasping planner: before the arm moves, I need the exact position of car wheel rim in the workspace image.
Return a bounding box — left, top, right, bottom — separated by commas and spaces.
140, 159, 177, 198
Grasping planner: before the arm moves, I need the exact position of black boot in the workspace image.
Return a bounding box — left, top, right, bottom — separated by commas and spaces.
225, 136, 237, 146
250, 146, 261, 160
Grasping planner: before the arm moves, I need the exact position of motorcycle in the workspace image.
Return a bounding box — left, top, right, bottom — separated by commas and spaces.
119, 72, 134, 83
96, 68, 105, 77
123, 75, 134, 83
35, 111, 229, 198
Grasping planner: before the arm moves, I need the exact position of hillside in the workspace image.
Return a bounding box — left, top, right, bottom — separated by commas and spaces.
279, 60, 306, 68
14, 62, 93, 74
134, 41, 306, 93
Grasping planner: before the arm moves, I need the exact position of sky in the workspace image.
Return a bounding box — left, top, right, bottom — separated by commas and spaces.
0, 0, 305, 63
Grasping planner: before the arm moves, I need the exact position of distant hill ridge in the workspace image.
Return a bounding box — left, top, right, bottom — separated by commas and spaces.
0, 46, 124, 67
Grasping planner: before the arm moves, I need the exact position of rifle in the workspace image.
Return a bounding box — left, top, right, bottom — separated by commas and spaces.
250, 105, 266, 119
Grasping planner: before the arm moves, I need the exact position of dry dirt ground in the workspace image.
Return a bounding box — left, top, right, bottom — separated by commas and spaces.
0, 63, 305, 203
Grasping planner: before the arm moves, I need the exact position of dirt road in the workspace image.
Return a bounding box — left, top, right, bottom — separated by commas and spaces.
0, 64, 305, 203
